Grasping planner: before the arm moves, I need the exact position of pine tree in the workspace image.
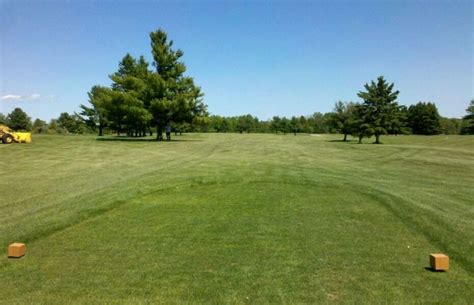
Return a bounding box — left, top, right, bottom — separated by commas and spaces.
83, 29, 206, 139
6, 108, 32, 131
148, 29, 206, 140
350, 104, 373, 143
461, 100, 474, 135
407, 102, 442, 135
357, 76, 400, 144
329, 101, 356, 141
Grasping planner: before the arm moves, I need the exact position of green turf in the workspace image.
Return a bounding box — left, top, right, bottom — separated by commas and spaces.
1, 133, 473, 304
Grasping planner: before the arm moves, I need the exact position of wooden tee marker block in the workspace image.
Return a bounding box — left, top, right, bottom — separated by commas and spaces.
8, 243, 26, 258
430, 253, 449, 271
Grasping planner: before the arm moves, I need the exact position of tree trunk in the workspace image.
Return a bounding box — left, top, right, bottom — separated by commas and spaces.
358, 135, 363, 144
156, 125, 163, 141
343, 133, 347, 141
375, 134, 380, 144
98, 125, 103, 136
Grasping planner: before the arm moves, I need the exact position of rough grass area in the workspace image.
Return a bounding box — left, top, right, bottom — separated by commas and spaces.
1, 133, 473, 304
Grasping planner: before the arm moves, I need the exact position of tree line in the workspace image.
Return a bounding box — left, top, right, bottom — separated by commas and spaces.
0, 109, 93, 134
3, 98, 473, 139
1, 29, 473, 141
193, 98, 474, 142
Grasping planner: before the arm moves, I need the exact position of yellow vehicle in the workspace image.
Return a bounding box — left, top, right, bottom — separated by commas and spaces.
0, 124, 32, 144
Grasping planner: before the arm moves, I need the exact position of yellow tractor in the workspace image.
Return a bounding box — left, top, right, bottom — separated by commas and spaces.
0, 124, 32, 144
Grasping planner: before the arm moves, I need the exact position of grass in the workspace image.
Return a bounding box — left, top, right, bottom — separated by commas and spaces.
0, 133, 473, 304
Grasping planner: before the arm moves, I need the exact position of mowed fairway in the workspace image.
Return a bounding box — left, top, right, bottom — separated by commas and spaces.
0, 133, 473, 304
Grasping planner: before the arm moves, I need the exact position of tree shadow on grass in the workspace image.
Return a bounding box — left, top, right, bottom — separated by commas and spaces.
326, 139, 361, 144
327, 139, 385, 145
327, 139, 356, 143
96, 137, 203, 142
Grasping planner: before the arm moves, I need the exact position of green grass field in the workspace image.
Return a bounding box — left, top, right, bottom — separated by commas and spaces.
1, 133, 473, 304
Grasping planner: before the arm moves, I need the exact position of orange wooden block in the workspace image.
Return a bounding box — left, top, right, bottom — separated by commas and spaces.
430, 253, 449, 271
8, 243, 26, 258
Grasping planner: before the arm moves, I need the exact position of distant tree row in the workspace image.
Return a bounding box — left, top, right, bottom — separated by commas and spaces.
0, 108, 93, 134
187, 112, 337, 135
184, 77, 474, 142
2, 97, 473, 138
2, 85, 473, 140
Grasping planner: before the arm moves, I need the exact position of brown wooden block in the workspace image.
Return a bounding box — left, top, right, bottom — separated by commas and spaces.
8, 243, 26, 258
430, 253, 449, 271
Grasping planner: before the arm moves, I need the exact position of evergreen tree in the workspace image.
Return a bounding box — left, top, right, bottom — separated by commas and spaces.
148, 29, 206, 140
83, 29, 205, 139
357, 76, 400, 144
440, 117, 461, 135
280, 117, 290, 135
350, 104, 373, 143
83, 86, 111, 136
407, 102, 442, 135
390, 105, 409, 135
461, 100, 474, 135
32, 119, 48, 134
310, 112, 329, 134
270, 116, 281, 133
47, 119, 59, 134
328, 101, 355, 141
6, 108, 32, 131
79, 104, 100, 134
290, 116, 299, 135
0, 113, 6, 124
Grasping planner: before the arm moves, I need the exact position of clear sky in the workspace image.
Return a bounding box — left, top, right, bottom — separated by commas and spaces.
0, 0, 472, 121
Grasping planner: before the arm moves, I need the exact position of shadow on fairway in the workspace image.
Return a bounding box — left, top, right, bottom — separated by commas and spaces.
96, 137, 203, 142
424, 267, 447, 273
327, 139, 358, 143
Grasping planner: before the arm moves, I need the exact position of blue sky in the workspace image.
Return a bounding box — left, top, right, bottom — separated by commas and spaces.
0, 0, 472, 121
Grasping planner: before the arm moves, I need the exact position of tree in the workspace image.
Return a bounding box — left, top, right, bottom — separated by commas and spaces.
83, 29, 205, 140
32, 119, 48, 134
83, 86, 112, 136
461, 100, 474, 135
57, 113, 76, 133
357, 76, 400, 144
389, 105, 409, 135
47, 119, 60, 134
439, 117, 461, 135
79, 104, 100, 134
290, 116, 300, 135
270, 116, 281, 133
6, 108, 32, 131
309, 112, 330, 134
350, 103, 373, 143
235, 115, 256, 133
109, 54, 152, 136
328, 101, 355, 141
280, 117, 290, 135
298, 116, 309, 133
0, 113, 6, 124
147, 29, 206, 140
407, 102, 442, 135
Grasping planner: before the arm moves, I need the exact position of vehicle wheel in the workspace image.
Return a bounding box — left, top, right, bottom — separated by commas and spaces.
2, 133, 14, 144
